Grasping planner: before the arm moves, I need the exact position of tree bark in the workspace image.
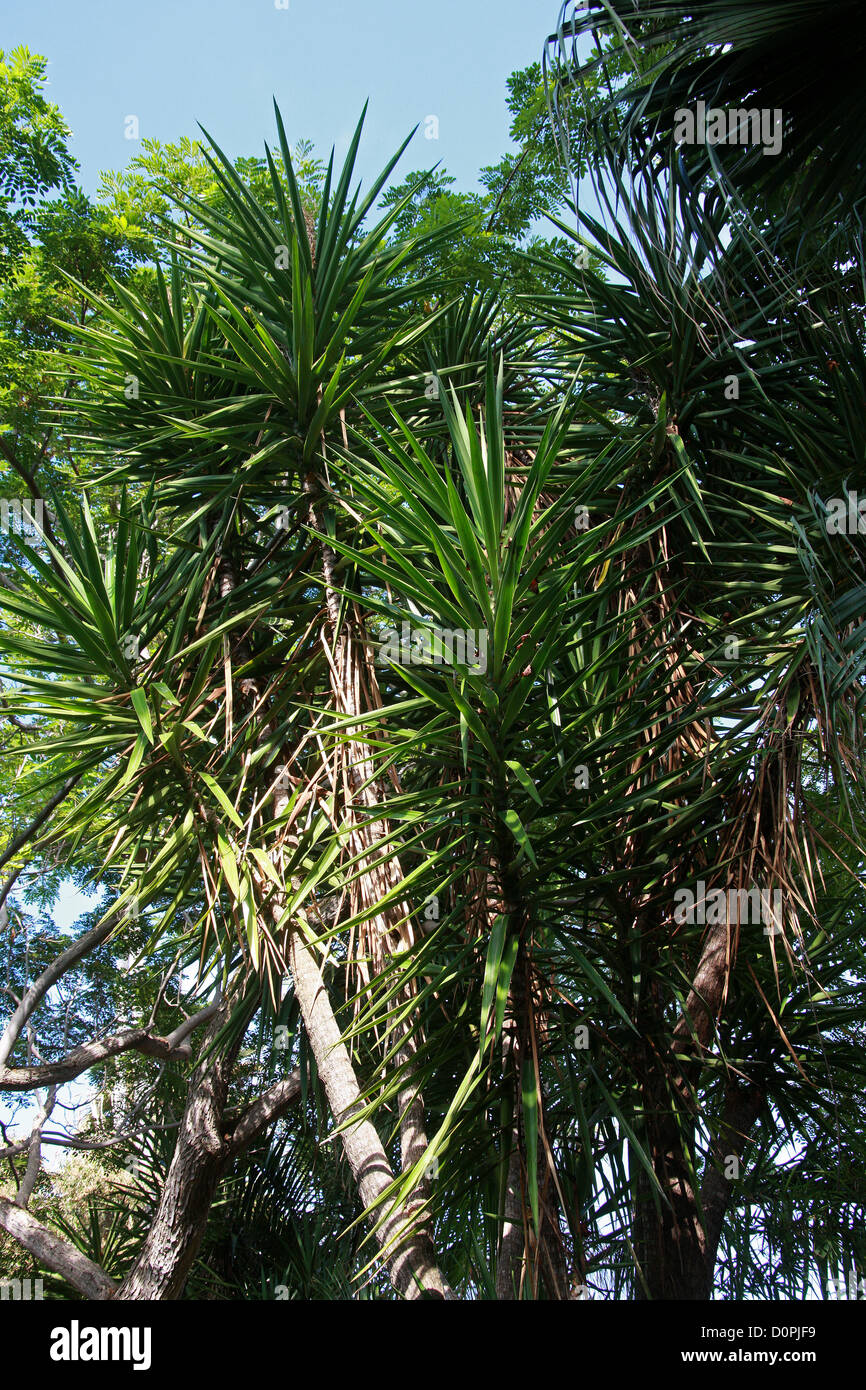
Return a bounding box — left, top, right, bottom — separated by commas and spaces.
490, 786, 568, 1301
700, 1080, 763, 1277
631, 915, 764, 1299
300, 472, 446, 1282
288, 928, 450, 1299
495, 1138, 525, 1300
115, 1005, 238, 1300
0, 1198, 117, 1298
115, 1004, 301, 1300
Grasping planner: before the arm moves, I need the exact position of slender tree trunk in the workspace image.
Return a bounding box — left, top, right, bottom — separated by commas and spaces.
490, 780, 568, 1300
302, 472, 442, 1259
495, 1131, 525, 1300
287, 929, 450, 1298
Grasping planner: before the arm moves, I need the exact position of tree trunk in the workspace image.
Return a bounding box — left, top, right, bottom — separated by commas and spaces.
115, 1004, 240, 1299
631, 1096, 708, 1299
490, 789, 568, 1301
288, 928, 449, 1298
495, 1138, 525, 1299
631, 913, 764, 1299
301, 472, 443, 1266
700, 1080, 763, 1276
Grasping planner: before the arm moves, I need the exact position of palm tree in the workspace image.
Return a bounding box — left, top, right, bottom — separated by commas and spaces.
0, 66, 864, 1302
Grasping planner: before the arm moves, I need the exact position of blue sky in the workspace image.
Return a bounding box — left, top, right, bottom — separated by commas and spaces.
3, 0, 558, 200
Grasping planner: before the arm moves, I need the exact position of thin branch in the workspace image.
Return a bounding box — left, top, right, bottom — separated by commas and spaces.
162, 1001, 222, 1051
0, 770, 85, 879
0, 917, 115, 1068
0, 437, 61, 553
15, 1083, 58, 1207
485, 147, 531, 233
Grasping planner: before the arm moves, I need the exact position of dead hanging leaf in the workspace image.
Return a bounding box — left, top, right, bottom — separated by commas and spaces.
746, 962, 811, 1082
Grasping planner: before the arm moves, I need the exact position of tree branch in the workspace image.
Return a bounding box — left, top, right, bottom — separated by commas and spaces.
0, 770, 85, 880
0, 437, 61, 552
0, 916, 114, 1068
0, 1005, 220, 1091
0, 1197, 117, 1298
224, 1069, 302, 1157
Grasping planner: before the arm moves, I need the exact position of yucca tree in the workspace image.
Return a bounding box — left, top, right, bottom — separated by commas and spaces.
1, 80, 864, 1304
303, 139, 866, 1296
0, 105, 466, 1299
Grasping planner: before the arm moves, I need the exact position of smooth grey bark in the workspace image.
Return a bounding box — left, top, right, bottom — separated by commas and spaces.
294, 476, 449, 1295
288, 928, 450, 1299
0, 1197, 118, 1298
